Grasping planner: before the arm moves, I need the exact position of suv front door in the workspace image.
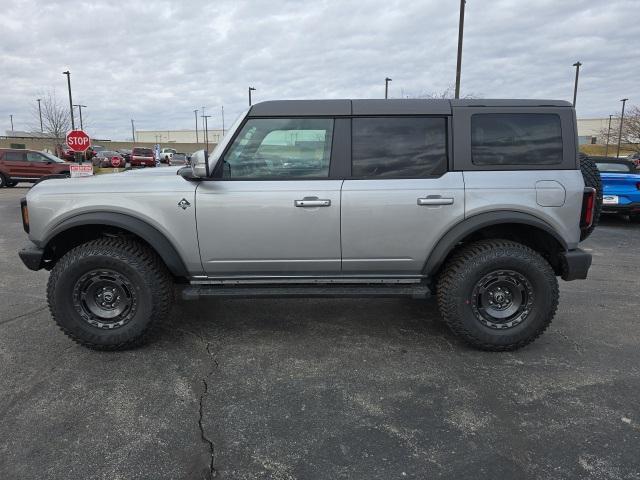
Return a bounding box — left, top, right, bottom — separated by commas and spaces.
341, 116, 465, 276
196, 117, 343, 278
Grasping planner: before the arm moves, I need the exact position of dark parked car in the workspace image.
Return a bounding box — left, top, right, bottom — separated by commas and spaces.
92, 150, 125, 168
0, 149, 72, 187
130, 147, 156, 167
117, 149, 132, 162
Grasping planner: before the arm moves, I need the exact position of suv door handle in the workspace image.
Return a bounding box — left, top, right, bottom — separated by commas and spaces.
417, 197, 454, 206
294, 198, 331, 207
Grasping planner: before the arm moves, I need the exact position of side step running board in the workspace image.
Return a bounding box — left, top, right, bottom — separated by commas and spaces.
181, 284, 431, 300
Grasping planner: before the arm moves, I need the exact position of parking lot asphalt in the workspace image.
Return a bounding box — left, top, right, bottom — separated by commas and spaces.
1, 185, 639, 480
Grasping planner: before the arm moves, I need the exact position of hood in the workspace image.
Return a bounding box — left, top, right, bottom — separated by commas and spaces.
28, 165, 193, 197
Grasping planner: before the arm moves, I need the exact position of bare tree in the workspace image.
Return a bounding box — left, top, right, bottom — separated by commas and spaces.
598, 105, 640, 155
32, 90, 71, 141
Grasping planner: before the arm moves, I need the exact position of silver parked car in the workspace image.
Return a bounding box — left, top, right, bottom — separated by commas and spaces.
18, 99, 601, 351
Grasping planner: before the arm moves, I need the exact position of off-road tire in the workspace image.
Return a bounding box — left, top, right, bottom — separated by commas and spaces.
437, 239, 559, 351
47, 238, 173, 350
579, 153, 602, 240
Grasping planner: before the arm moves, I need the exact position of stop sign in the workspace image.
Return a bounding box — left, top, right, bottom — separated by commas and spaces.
66, 130, 91, 152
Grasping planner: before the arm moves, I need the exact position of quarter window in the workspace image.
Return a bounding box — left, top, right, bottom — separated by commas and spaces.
223, 118, 334, 179
471, 113, 563, 166
351, 117, 447, 178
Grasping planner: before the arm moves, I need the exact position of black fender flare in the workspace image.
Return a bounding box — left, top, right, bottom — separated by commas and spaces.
39, 212, 189, 277
423, 211, 568, 276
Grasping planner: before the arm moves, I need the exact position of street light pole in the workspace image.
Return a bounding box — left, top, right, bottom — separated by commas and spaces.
131, 119, 135, 143
221, 105, 225, 135
9, 114, 13, 131
193, 109, 199, 143
201, 114, 212, 152
385, 77, 392, 99
572, 61, 582, 107
616, 98, 629, 158
249, 87, 256, 106
605, 114, 613, 157
62, 71, 75, 130
73, 104, 87, 130
37, 99, 43, 132
454, 0, 466, 99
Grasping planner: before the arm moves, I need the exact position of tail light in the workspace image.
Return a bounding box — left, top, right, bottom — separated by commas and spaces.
580, 187, 596, 229
20, 198, 29, 233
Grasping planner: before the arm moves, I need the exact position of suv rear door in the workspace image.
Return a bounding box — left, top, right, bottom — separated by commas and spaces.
341, 110, 465, 276
1, 150, 31, 179
196, 117, 345, 277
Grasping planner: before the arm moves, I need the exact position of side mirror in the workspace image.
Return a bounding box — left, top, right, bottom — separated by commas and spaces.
190, 150, 209, 178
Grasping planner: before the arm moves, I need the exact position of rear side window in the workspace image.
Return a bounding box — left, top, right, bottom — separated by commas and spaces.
471, 113, 563, 166
595, 162, 633, 173
4, 151, 25, 161
352, 117, 447, 178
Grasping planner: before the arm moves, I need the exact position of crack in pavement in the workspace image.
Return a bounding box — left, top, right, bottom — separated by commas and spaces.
0, 305, 48, 326
197, 336, 221, 479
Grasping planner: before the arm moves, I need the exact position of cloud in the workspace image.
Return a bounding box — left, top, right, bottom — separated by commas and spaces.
1, 0, 638, 139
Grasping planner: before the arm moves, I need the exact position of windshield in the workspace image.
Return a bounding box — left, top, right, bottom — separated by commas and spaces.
208, 109, 249, 168
596, 162, 633, 173
101, 151, 119, 157
40, 151, 66, 163
134, 148, 153, 156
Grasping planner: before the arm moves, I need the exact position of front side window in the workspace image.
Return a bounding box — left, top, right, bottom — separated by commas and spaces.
471, 113, 563, 166
26, 152, 46, 162
351, 117, 447, 178
223, 118, 333, 179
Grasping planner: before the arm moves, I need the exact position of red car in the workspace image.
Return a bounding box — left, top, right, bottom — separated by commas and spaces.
130, 147, 156, 167
0, 149, 73, 187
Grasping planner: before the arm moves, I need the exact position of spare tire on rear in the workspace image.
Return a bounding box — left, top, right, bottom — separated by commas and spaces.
579, 153, 602, 241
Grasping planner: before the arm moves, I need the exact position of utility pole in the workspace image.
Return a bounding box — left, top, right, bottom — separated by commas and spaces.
385, 77, 392, 99
454, 0, 466, 99
221, 105, 225, 135
37, 99, 43, 132
249, 87, 256, 106
131, 119, 135, 143
201, 106, 206, 137
572, 61, 582, 107
604, 114, 613, 157
73, 104, 87, 130
9, 114, 14, 131
201, 114, 212, 152
193, 109, 199, 143
616, 98, 629, 158
62, 71, 75, 130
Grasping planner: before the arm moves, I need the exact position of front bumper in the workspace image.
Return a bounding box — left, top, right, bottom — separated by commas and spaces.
560, 248, 592, 281
19, 244, 44, 271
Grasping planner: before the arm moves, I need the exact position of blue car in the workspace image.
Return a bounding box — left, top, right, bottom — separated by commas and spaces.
594, 157, 640, 222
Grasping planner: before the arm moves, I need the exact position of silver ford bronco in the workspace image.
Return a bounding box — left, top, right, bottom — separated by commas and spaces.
18, 99, 601, 351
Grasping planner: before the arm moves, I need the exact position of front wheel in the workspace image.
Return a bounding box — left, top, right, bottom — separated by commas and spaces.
47, 238, 173, 350
437, 239, 559, 351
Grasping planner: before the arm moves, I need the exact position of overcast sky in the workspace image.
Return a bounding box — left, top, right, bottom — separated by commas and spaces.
1, 0, 639, 140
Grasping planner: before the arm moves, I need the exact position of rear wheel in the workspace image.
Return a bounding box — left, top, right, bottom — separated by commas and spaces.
47, 238, 173, 350
437, 239, 558, 351
6, 180, 17, 187
0, 174, 6, 188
